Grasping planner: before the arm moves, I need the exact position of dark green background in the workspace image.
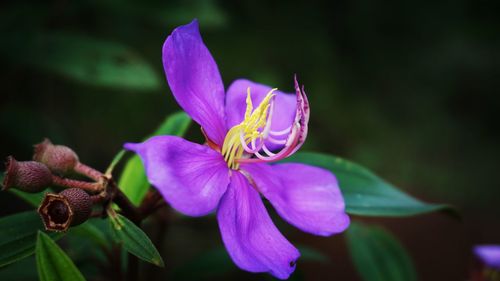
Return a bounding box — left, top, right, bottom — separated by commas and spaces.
1, 0, 499, 280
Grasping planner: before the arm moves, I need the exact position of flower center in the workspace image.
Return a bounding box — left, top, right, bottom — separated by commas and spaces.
219, 77, 310, 170
221, 88, 276, 169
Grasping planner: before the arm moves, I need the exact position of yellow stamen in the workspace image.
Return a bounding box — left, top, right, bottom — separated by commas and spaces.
222, 87, 276, 169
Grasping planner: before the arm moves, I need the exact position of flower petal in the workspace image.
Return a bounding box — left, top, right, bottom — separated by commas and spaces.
225, 79, 296, 150
217, 171, 299, 279
242, 163, 350, 236
474, 245, 500, 269
124, 136, 229, 216
162, 20, 227, 146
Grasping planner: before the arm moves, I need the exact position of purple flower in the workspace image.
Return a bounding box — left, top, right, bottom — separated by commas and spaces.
125, 19, 349, 279
475, 245, 500, 270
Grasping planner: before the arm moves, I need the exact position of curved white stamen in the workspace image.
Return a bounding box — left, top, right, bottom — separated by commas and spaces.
269, 126, 292, 136
222, 77, 309, 169
238, 122, 300, 163
255, 150, 268, 160
240, 132, 262, 154
251, 138, 257, 150
267, 136, 287, 145
238, 77, 307, 164
222, 88, 275, 169
262, 144, 276, 156
261, 99, 275, 138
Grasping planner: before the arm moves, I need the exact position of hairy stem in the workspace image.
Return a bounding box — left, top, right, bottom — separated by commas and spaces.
74, 162, 103, 181
51, 175, 102, 193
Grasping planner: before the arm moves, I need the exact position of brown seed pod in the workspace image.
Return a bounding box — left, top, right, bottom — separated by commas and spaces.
2, 156, 52, 193
38, 188, 92, 232
33, 139, 79, 175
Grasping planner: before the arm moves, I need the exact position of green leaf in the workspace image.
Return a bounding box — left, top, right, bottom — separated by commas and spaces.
0, 31, 160, 90
151, 111, 192, 137
119, 111, 191, 205
105, 149, 126, 176
0, 256, 38, 281
172, 247, 235, 281
36, 231, 86, 281
297, 245, 330, 263
117, 156, 149, 206
0, 211, 63, 268
346, 222, 417, 281
9, 189, 47, 207
4, 175, 47, 207
69, 221, 108, 249
284, 152, 455, 217
108, 213, 164, 267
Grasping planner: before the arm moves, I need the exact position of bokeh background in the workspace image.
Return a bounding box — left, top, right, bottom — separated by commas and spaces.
1, 0, 499, 280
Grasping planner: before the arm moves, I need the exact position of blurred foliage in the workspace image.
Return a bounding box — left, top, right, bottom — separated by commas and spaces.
0, 31, 160, 90
0, 0, 498, 280
9, 188, 48, 207
346, 222, 417, 281
0, 256, 38, 281
172, 245, 329, 281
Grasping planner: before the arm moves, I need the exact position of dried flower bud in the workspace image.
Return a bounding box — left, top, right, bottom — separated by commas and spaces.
33, 139, 79, 175
38, 188, 92, 232
2, 156, 52, 193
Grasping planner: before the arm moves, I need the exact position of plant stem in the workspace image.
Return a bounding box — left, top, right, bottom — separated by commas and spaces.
74, 162, 103, 181
111, 181, 141, 223
51, 175, 102, 192
138, 191, 164, 218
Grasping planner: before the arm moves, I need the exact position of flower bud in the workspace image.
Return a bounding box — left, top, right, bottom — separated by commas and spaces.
33, 139, 79, 175
2, 156, 52, 193
38, 188, 92, 232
